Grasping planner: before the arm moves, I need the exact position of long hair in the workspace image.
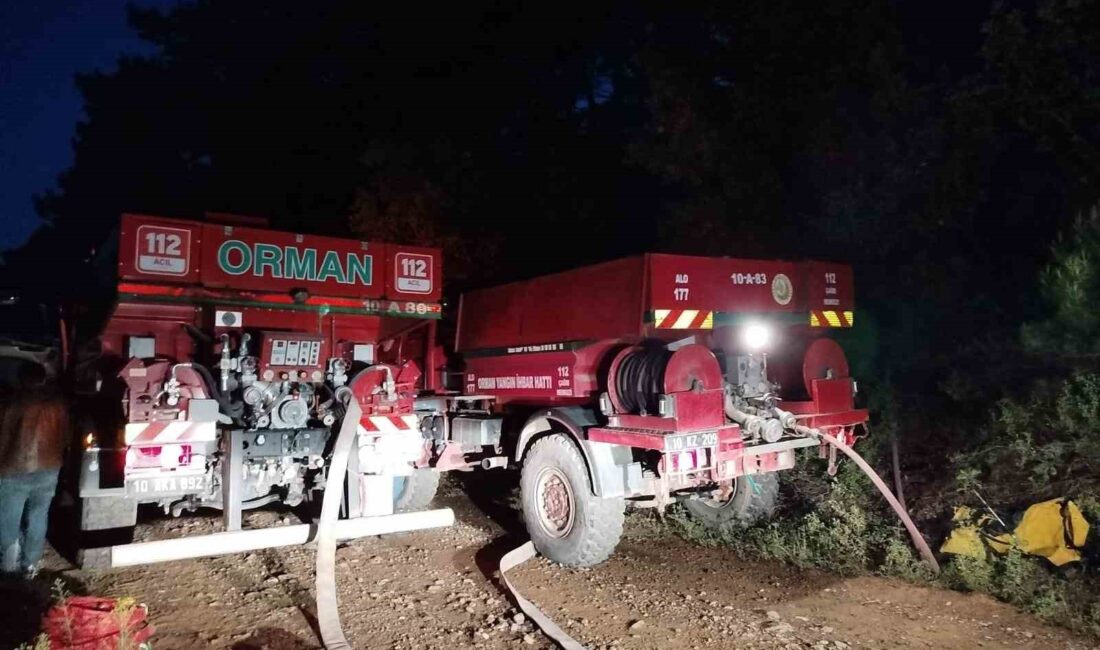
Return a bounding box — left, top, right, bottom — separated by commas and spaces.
0, 363, 67, 474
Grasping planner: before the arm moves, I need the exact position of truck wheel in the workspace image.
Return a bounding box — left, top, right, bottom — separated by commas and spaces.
683, 472, 779, 528
393, 469, 440, 512
520, 434, 624, 567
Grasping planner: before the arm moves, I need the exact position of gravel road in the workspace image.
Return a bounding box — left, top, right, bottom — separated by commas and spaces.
1, 475, 1095, 650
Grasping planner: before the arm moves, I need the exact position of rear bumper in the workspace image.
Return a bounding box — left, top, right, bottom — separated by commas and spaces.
794, 408, 869, 429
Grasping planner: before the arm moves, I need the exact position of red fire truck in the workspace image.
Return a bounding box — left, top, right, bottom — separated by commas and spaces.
449, 254, 866, 564
77, 213, 445, 542
76, 213, 867, 567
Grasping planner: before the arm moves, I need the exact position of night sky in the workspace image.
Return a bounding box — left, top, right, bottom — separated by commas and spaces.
0, 1, 991, 253
0, 1, 171, 250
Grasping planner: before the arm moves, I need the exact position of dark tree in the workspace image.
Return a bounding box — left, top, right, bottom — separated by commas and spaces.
23, 1, 662, 292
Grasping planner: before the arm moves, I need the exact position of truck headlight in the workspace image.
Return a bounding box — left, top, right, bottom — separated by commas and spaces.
742, 323, 772, 351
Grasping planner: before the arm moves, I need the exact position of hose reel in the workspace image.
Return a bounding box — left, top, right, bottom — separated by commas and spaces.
612, 347, 671, 415
607, 343, 724, 416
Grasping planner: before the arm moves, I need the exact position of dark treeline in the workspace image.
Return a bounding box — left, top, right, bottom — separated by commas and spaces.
8, 2, 1097, 337
5, 1, 1100, 501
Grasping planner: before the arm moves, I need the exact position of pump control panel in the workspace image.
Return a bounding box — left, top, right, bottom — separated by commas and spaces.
258, 332, 328, 380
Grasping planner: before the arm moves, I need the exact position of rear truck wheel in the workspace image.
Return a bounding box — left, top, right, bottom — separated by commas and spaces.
683, 472, 779, 528
520, 434, 625, 567
393, 468, 441, 512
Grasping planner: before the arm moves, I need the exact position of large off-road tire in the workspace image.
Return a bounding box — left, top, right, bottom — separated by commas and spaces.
520, 434, 625, 567
393, 469, 441, 512
683, 472, 779, 528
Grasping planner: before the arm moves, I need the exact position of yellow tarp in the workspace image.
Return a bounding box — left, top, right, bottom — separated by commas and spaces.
939, 498, 1090, 566
940, 506, 988, 559
1013, 499, 1090, 566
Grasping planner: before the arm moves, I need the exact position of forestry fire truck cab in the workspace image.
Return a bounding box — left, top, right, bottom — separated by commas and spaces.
77, 214, 445, 540
77, 213, 867, 569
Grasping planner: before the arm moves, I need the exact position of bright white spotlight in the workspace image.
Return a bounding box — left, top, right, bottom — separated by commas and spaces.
742, 323, 771, 350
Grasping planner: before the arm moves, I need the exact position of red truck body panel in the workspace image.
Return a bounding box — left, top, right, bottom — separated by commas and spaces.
457, 257, 647, 352
456, 253, 858, 407
105, 214, 443, 390
118, 214, 443, 305
456, 253, 853, 353
457, 253, 867, 464
646, 254, 853, 318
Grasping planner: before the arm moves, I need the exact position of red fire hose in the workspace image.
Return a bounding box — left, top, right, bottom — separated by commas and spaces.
794, 423, 940, 573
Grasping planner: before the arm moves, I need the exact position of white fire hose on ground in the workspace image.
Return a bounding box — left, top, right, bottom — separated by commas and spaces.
309, 399, 936, 648
314, 396, 361, 649
500, 542, 588, 650
121, 402, 932, 649
315, 400, 586, 649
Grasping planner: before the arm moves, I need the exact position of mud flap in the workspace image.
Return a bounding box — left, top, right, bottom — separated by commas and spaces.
80, 496, 137, 531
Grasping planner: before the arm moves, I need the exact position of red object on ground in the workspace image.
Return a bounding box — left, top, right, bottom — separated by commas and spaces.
43, 597, 154, 649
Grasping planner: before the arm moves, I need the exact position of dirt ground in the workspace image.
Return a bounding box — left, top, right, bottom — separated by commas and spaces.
2, 474, 1097, 650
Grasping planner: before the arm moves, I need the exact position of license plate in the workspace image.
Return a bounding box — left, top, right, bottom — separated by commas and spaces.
126, 474, 208, 497
664, 431, 718, 452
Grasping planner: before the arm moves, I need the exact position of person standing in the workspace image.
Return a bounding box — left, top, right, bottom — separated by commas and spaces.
0, 361, 68, 578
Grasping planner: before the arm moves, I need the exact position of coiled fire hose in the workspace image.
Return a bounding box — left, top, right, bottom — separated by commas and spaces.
774, 408, 940, 573
615, 348, 672, 415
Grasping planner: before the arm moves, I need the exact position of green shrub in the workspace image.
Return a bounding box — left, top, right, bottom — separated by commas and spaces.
882, 535, 936, 583
666, 459, 913, 577
952, 371, 1100, 506
943, 554, 995, 593
939, 550, 1100, 638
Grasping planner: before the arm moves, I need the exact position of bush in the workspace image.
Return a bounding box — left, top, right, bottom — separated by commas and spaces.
666, 208, 1100, 638
940, 550, 1100, 638
667, 455, 924, 578
953, 372, 1100, 504
664, 438, 1100, 638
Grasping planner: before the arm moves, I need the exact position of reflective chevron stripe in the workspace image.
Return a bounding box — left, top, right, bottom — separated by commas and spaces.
809, 310, 854, 328
653, 309, 714, 329
125, 421, 217, 445
359, 414, 421, 433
